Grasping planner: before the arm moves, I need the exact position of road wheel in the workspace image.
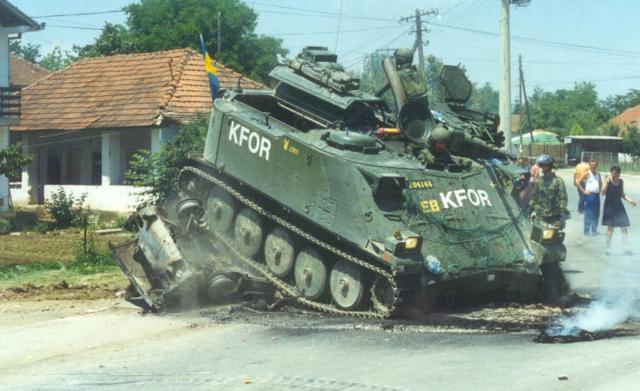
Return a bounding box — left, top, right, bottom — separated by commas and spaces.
294, 248, 328, 300
264, 227, 296, 278
205, 187, 235, 233
330, 259, 365, 310
234, 208, 264, 258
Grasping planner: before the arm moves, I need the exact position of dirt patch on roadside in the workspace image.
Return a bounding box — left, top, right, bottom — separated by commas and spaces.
0, 280, 121, 301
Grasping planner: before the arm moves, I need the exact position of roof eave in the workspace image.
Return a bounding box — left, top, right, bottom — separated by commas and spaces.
0, 0, 42, 31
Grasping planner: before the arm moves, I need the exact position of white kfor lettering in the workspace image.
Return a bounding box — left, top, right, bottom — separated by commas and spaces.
260, 138, 271, 160
439, 188, 492, 209
440, 191, 457, 209
229, 121, 241, 143
248, 132, 260, 153
467, 189, 480, 206
478, 190, 491, 206
454, 189, 467, 207
239, 126, 250, 146
228, 120, 272, 161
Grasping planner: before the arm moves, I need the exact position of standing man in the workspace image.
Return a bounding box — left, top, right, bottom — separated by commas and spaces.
529, 155, 568, 227
573, 157, 590, 214
394, 48, 429, 106
577, 159, 602, 236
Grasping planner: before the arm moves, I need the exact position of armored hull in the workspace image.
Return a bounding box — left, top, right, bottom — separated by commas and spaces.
114, 46, 565, 317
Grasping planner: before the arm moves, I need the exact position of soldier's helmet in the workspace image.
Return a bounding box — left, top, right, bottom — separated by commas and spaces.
535, 154, 554, 167
430, 125, 450, 143
394, 48, 414, 66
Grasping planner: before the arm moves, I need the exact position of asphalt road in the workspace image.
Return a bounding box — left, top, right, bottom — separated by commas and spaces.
2, 169, 640, 390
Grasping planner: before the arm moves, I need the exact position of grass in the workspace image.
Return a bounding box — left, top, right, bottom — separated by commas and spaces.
0, 262, 126, 291
0, 243, 128, 292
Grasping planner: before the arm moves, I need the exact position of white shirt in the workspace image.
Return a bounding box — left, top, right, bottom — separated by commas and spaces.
584, 171, 601, 194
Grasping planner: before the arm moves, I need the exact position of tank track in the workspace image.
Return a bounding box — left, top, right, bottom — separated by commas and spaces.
180, 165, 401, 319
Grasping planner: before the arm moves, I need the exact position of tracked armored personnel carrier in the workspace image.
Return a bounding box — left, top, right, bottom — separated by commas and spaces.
112, 46, 566, 318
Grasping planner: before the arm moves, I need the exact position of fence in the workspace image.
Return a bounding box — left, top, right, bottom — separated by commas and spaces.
521, 144, 565, 165
580, 151, 618, 168
0, 231, 132, 265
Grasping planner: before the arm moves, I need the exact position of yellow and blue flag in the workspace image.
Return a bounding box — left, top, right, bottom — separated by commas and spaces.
198, 34, 219, 100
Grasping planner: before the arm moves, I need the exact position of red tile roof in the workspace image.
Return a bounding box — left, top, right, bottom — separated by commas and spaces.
12, 48, 263, 132
611, 105, 640, 129
10, 55, 51, 88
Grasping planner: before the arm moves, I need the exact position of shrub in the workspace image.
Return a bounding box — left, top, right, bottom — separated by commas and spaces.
126, 116, 208, 205
0, 218, 11, 235
34, 222, 49, 234
45, 187, 88, 228
73, 225, 115, 274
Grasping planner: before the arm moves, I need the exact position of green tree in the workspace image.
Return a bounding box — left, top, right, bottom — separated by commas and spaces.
603, 89, 640, 116
621, 126, 640, 159
73, 23, 137, 58
528, 82, 609, 133
126, 116, 208, 204
468, 82, 499, 114
73, 0, 287, 82
9, 41, 41, 63
38, 46, 75, 71
0, 144, 33, 180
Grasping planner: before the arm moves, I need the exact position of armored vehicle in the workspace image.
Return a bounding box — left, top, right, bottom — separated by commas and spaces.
112, 46, 566, 318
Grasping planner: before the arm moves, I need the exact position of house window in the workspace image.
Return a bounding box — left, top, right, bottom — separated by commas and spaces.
91, 152, 101, 185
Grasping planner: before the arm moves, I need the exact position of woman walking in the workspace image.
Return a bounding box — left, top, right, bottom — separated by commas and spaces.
602, 165, 636, 255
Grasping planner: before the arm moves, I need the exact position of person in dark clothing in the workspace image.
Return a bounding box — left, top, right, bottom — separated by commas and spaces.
601, 165, 636, 255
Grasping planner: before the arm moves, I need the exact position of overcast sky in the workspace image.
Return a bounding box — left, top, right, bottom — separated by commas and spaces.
11, 0, 640, 99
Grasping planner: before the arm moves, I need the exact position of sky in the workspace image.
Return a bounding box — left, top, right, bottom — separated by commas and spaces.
10, 0, 640, 99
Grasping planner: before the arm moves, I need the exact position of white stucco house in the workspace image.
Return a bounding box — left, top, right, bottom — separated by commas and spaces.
0, 0, 42, 214
10, 48, 262, 212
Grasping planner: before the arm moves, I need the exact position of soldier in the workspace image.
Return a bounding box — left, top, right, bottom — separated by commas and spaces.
529, 154, 569, 227
420, 125, 454, 166
394, 48, 428, 104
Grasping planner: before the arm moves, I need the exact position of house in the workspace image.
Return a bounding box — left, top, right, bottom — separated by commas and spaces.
510, 130, 564, 163
10, 54, 50, 88
10, 48, 262, 212
0, 0, 42, 214
611, 105, 640, 132
564, 135, 622, 166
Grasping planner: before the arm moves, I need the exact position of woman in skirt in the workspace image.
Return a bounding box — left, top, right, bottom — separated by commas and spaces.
601, 165, 636, 255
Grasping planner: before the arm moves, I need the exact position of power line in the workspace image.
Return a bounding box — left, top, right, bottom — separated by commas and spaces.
47, 24, 103, 31
268, 24, 397, 37
31, 10, 123, 18
430, 22, 640, 58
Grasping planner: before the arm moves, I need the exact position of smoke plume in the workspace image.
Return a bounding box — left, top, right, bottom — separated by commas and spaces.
547, 249, 639, 337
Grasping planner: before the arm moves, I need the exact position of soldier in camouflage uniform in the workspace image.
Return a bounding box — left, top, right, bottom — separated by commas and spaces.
420, 125, 454, 166
529, 154, 569, 227
394, 48, 428, 106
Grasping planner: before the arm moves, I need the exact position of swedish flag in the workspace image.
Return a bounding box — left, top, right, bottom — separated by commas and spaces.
198, 34, 220, 100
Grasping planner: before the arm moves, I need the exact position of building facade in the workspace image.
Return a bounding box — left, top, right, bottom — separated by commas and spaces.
0, 0, 41, 214
10, 48, 262, 212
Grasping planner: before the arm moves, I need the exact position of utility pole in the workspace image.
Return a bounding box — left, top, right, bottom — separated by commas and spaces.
217, 11, 222, 60
499, 0, 531, 154
518, 54, 535, 159
518, 54, 524, 159
499, 0, 512, 153
399, 8, 438, 80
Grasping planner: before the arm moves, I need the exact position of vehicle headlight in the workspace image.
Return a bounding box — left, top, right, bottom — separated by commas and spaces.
405, 237, 420, 250
542, 229, 555, 240
384, 232, 422, 254
523, 249, 536, 263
